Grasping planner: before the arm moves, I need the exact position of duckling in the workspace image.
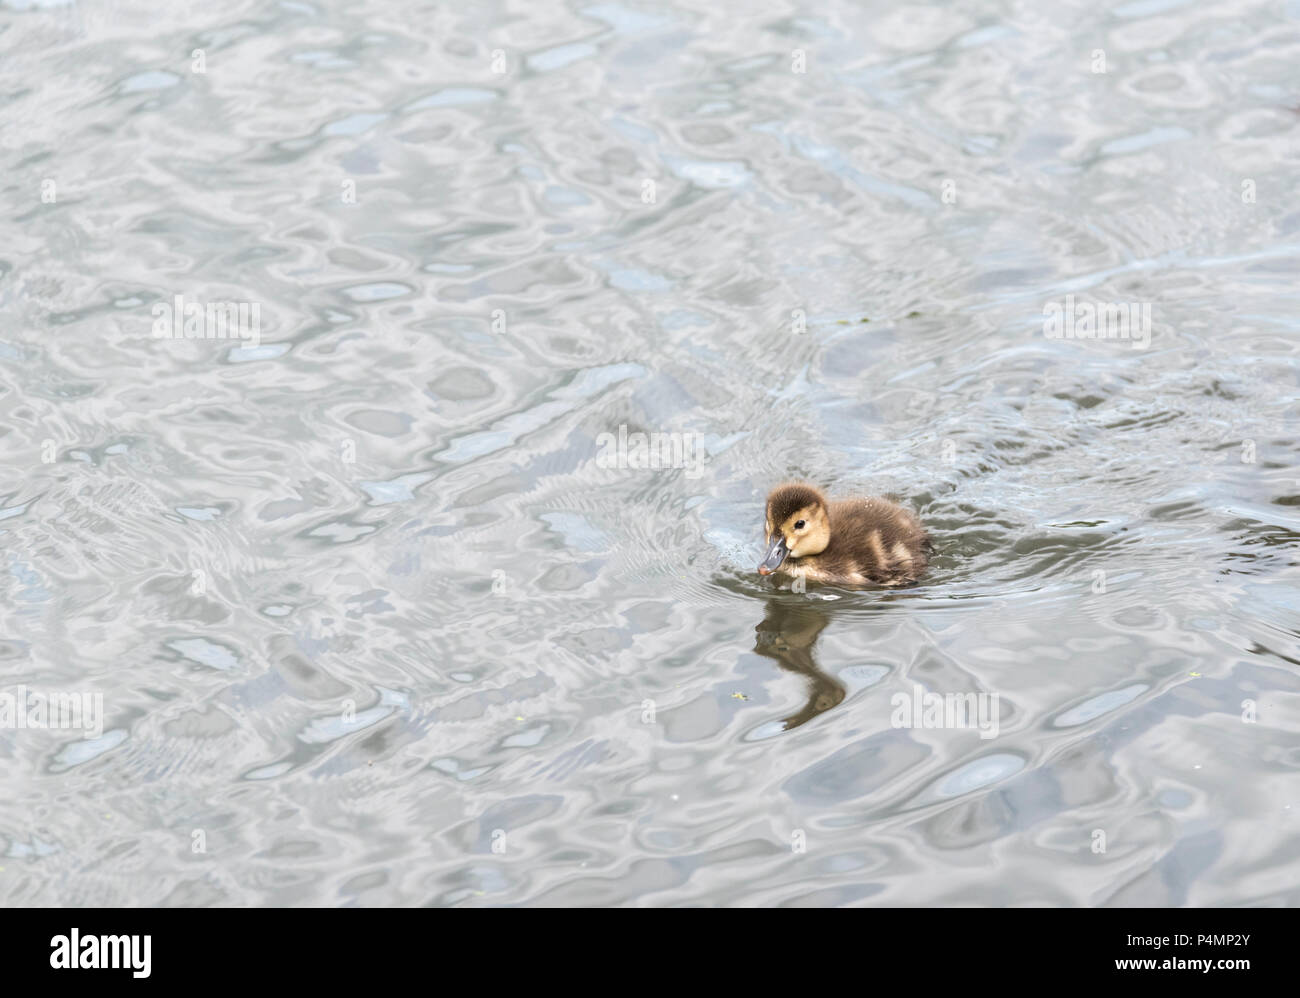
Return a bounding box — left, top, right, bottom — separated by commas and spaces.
758, 482, 930, 587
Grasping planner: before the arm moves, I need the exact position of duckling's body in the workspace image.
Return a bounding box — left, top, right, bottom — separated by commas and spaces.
758, 483, 930, 587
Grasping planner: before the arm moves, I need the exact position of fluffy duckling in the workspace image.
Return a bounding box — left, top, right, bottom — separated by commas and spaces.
758, 482, 930, 587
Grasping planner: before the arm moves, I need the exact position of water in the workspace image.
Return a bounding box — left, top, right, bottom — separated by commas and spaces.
2, 0, 1299, 906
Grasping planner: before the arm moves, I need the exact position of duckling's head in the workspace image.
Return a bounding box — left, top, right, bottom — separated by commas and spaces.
759, 483, 831, 575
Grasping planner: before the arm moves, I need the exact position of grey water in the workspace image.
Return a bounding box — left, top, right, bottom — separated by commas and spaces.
2, 0, 1299, 907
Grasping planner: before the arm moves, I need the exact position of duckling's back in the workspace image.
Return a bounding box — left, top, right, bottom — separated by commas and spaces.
825, 497, 929, 585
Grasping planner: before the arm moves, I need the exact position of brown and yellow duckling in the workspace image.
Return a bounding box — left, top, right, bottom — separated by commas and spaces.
758, 482, 930, 587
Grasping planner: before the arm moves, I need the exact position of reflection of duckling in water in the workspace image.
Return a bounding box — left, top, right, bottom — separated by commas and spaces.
753, 599, 845, 730
758, 482, 930, 587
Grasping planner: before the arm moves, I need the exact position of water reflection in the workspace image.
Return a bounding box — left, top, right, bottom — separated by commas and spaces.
753, 598, 846, 731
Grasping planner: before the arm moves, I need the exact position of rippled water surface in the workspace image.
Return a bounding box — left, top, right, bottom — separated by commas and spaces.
3, 0, 1300, 906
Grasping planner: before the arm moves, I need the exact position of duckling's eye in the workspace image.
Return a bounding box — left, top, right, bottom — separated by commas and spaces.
794, 519, 806, 530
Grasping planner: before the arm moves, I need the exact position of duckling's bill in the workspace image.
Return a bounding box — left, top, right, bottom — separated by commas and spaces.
758, 534, 788, 575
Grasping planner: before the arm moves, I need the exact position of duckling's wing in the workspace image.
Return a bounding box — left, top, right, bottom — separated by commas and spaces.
829, 497, 929, 582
